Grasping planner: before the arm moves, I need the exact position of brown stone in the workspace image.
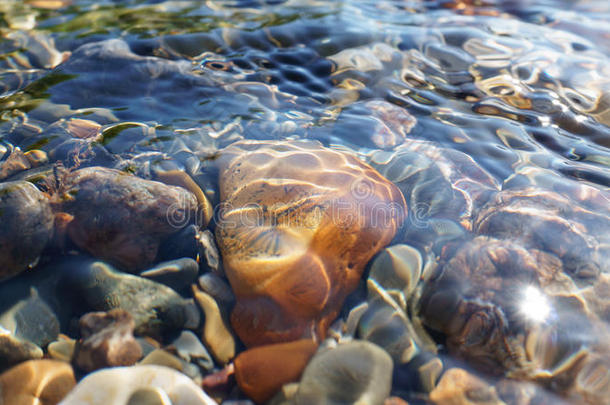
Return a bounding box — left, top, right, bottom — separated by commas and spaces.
215, 140, 406, 347
0, 359, 76, 405
57, 167, 198, 270
73, 309, 142, 372
429, 368, 504, 405
234, 339, 318, 404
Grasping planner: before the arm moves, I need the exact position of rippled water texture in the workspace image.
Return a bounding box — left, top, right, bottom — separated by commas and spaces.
1, 0, 610, 404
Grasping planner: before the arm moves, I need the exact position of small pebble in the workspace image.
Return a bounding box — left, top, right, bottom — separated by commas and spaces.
24, 149, 49, 167
73, 309, 142, 372
235, 339, 318, 404
192, 286, 236, 365
139, 349, 184, 371
47, 337, 76, 362
169, 330, 214, 371
0, 359, 76, 405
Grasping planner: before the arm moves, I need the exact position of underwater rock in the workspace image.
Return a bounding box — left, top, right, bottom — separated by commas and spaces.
47, 337, 76, 363
0, 181, 54, 280
56, 167, 198, 271
475, 187, 609, 279
138, 258, 199, 292
73, 309, 142, 372
58, 365, 217, 405
429, 368, 504, 405
294, 340, 393, 405
0, 328, 43, 369
215, 139, 406, 346
0, 359, 75, 405
0, 287, 59, 347
62, 260, 197, 338
234, 339, 318, 404
368, 141, 498, 250
418, 236, 589, 378
192, 286, 235, 365
168, 330, 215, 372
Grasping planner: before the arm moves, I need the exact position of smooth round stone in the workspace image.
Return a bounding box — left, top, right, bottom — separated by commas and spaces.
57, 166, 198, 271
235, 339, 319, 404
139, 258, 199, 292
58, 365, 217, 405
63, 260, 196, 338
358, 300, 419, 364
215, 140, 406, 346
0, 359, 76, 405
0, 181, 54, 280
368, 244, 423, 303
295, 340, 393, 405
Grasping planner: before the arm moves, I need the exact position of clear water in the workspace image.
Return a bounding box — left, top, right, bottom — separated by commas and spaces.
1, 0, 610, 403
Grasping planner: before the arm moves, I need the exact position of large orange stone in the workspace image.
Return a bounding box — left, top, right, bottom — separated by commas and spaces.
215, 140, 406, 347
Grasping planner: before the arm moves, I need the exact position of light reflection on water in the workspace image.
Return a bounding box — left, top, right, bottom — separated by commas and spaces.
1, 0, 610, 403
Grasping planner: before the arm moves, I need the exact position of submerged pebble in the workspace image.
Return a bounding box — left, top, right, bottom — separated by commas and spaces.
0, 328, 43, 369
234, 339, 319, 404
429, 368, 503, 405
62, 260, 198, 338
73, 309, 142, 372
56, 166, 198, 271
192, 286, 236, 365
58, 365, 217, 405
0, 359, 76, 405
294, 340, 393, 405
0, 287, 59, 347
0, 181, 54, 280
168, 330, 214, 372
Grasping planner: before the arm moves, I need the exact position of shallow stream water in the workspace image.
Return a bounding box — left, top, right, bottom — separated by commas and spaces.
1, 1, 610, 404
